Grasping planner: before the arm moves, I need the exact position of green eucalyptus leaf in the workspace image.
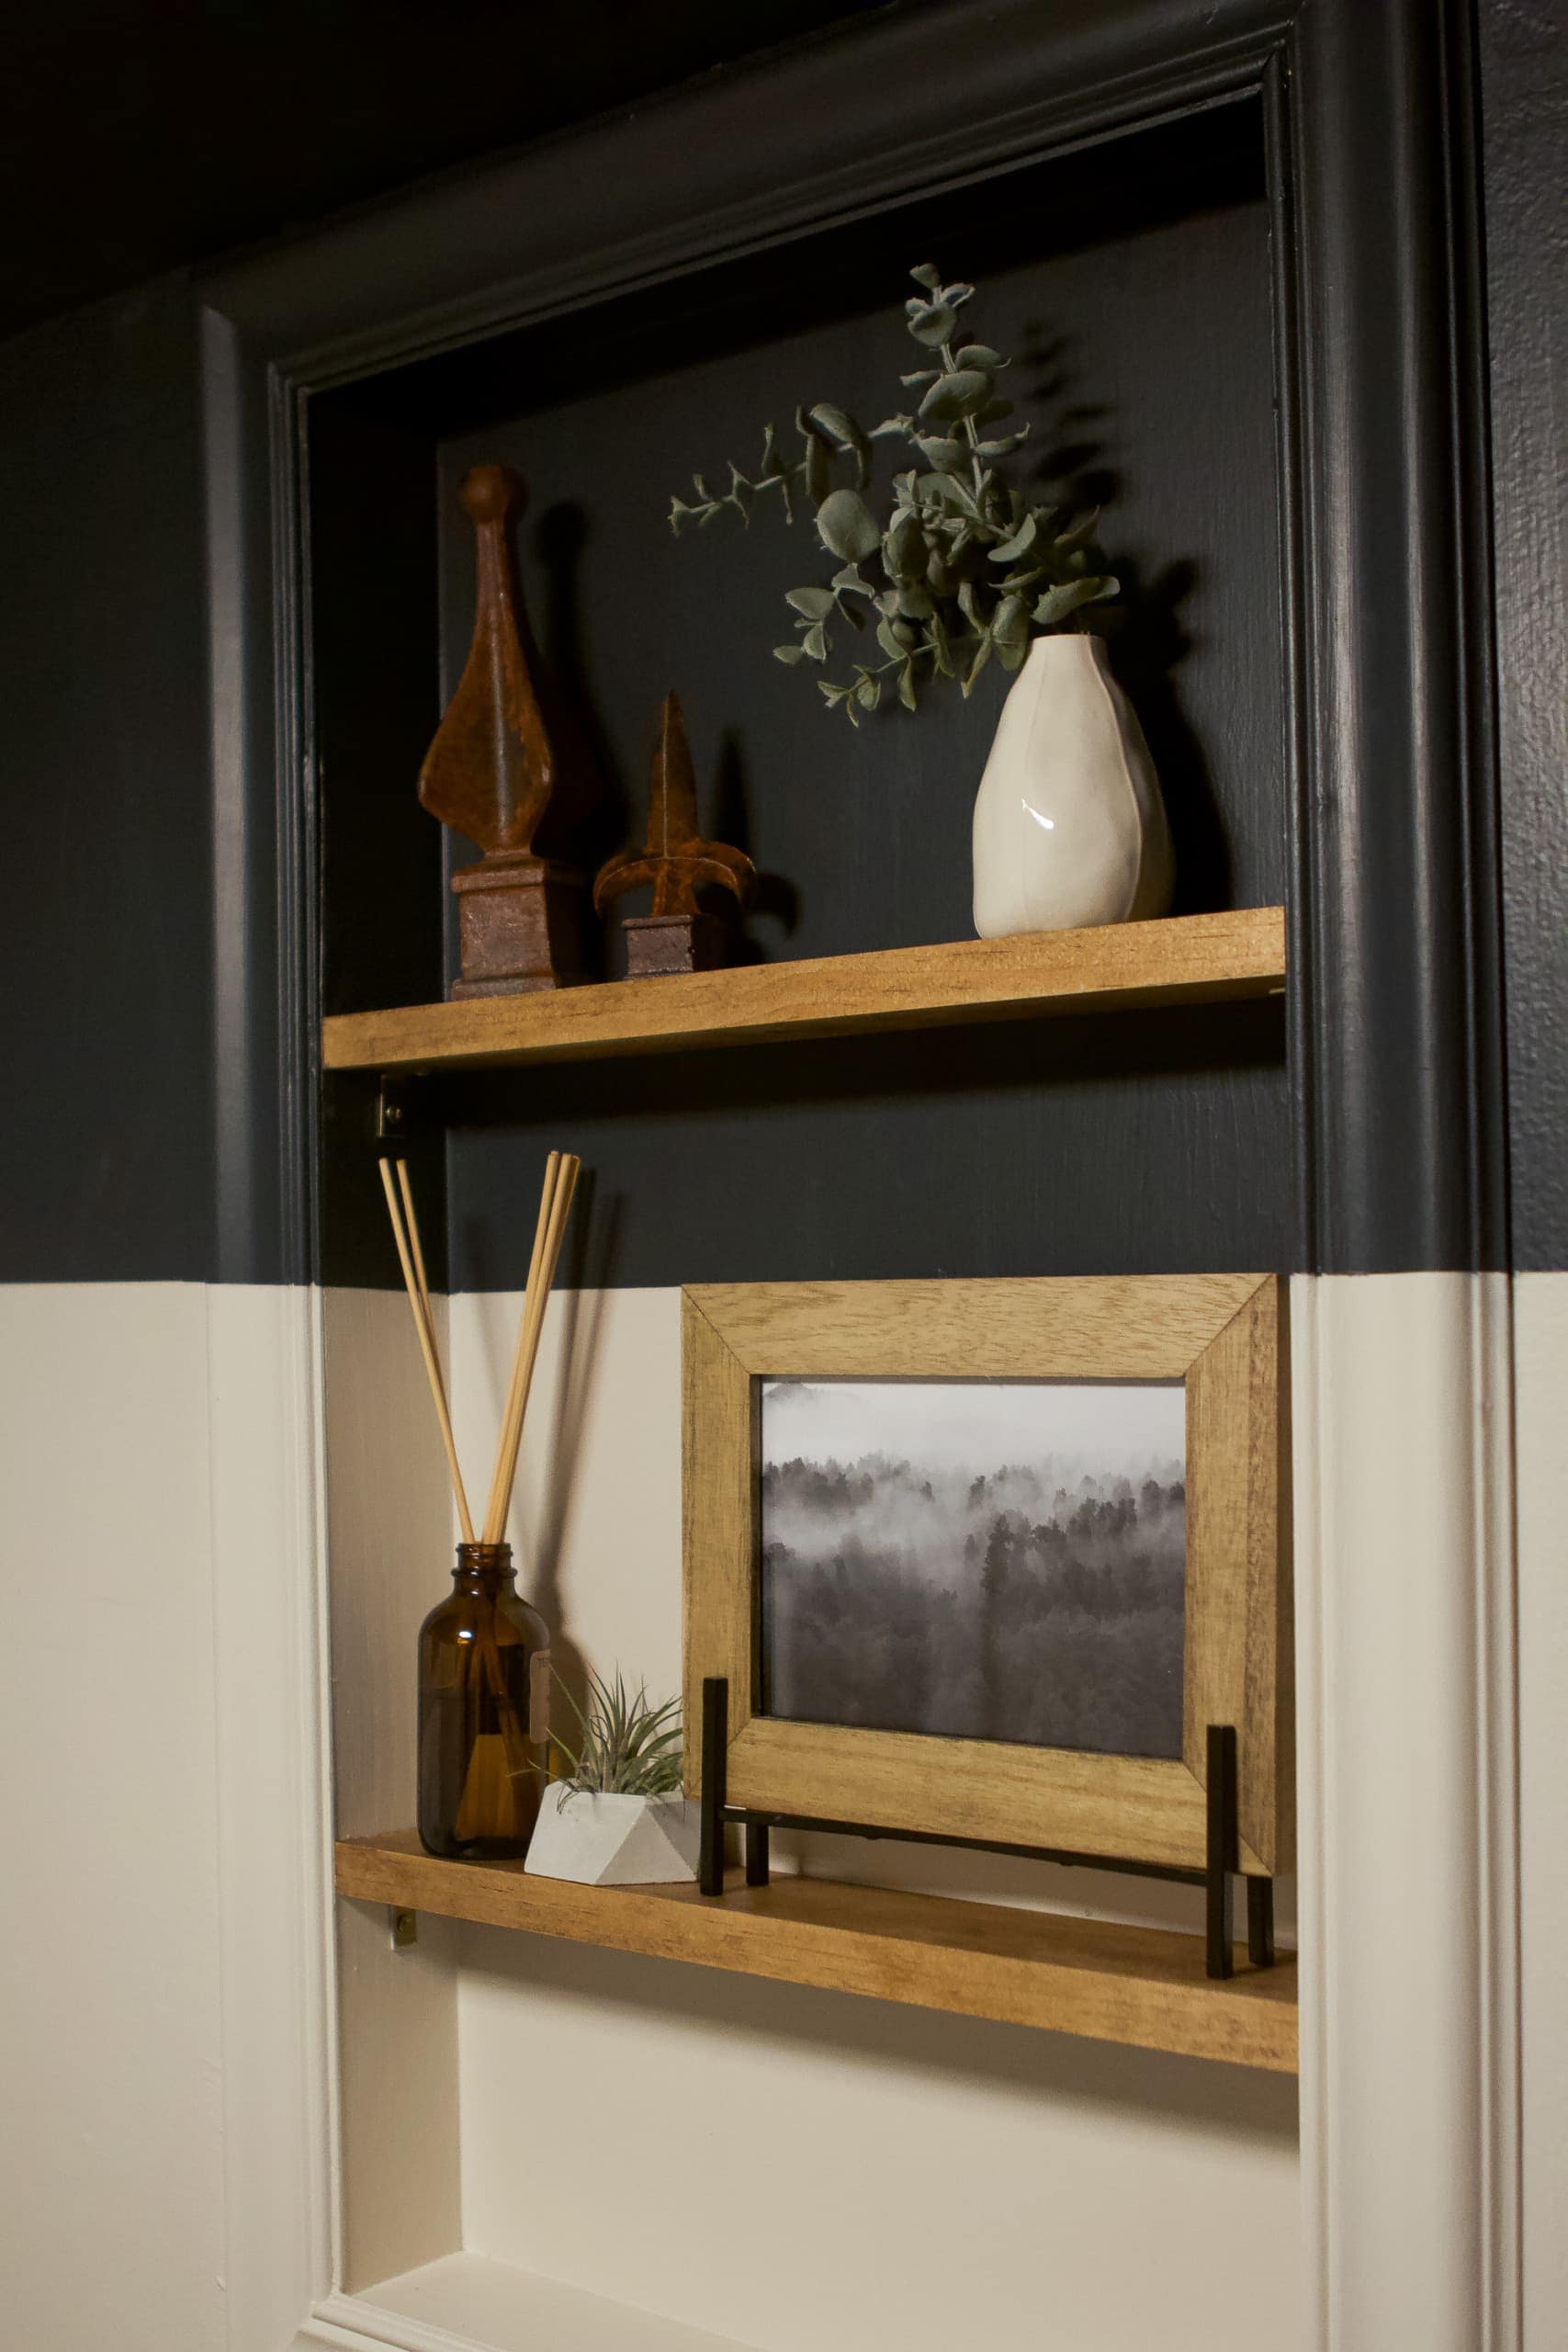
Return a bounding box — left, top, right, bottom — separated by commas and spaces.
804, 432, 830, 506
989, 514, 1040, 563
975, 433, 1030, 458
830, 562, 870, 595
914, 435, 968, 476
909, 262, 944, 292
1032, 574, 1119, 628
816, 487, 882, 561
885, 508, 925, 579
963, 632, 993, 696
900, 369, 940, 387
941, 282, 975, 309
817, 679, 843, 702
855, 673, 881, 710
898, 660, 919, 711
809, 401, 873, 487
992, 593, 1031, 645
927, 610, 956, 675
896, 582, 935, 619
954, 345, 1005, 370
785, 585, 836, 620
876, 615, 910, 663
801, 620, 829, 661
919, 369, 993, 424
976, 399, 1015, 425
773, 644, 806, 665
809, 401, 860, 449
871, 415, 916, 439
906, 300, 958, 346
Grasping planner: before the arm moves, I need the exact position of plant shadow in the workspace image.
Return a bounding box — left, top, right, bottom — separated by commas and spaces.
1019, 325, 1231, 912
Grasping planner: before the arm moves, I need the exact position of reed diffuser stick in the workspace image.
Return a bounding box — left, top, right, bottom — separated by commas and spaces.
482, 1152, 581, 1544
378, 1157, 476, 1544
479, 1151, 561, 1542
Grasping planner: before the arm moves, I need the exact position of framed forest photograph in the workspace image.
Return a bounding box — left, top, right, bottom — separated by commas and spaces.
682, 1276, 1292, 1875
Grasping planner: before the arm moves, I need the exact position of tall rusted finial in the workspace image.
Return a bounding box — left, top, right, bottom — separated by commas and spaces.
594, 693, 755, 977
417, 465, 585, 997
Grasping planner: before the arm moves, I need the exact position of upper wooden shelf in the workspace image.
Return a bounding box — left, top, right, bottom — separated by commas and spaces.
336, 1831, 1297, 2074
321, 906, 1285, 1076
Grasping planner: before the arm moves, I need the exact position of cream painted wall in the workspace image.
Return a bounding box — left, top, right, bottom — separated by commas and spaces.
5, 1275, 1552, 2349
1515, 1272, 1568, 2346
0, 1284, 227, 2352
442, 1287, 1305, 2352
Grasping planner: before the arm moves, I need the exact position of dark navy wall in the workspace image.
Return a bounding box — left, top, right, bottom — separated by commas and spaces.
0, 4, 1562, 1289
0, 277, 216, 1281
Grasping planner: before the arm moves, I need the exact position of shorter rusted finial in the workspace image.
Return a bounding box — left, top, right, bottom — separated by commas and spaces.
594, 694, 755, 977
417, 464, 586, 997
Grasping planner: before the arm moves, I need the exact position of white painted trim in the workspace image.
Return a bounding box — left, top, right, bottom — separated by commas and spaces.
247, 1271, 1531, 2352
1513, 1274, 1568, 2348
298, 2260, 755, 2352
294, 2294, 479, 2352
1292, 1273, 1521, 2352
296, 2277, 749, 2352
206, 1283, 342, 2348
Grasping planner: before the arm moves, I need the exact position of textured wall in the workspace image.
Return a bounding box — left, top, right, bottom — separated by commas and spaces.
0, 283, 214, 1282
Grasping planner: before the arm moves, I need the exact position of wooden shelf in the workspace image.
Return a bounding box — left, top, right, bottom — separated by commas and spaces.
321, 906, 1285, 1076
336, 1831, 1297, 2073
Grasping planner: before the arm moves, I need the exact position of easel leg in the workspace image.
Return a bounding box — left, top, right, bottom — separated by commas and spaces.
745, 1820, 771, 1887
1205, 1724, 1238, 1981
699, 1676, 728, 1897
1247, 1873, 1275, 1968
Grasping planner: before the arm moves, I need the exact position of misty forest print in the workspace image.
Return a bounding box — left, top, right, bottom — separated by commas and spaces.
760, 1377, 1187, 1760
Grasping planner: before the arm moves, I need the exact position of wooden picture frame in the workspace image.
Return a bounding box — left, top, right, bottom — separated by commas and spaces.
682, 1275, 1292, 1876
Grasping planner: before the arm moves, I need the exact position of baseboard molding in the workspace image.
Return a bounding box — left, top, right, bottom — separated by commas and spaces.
299, 2256, 753, 2352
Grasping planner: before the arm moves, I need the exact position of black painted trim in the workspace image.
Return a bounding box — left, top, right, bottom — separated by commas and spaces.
1288, 0, 1506, 1271
197, 0, 1507, 1281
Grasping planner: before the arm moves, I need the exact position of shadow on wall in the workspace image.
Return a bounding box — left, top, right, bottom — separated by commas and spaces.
1020, 322, 1231, 917
457, 1922, 1301, 2144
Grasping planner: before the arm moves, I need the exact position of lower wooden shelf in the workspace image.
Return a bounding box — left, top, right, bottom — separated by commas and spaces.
336, 1831, 1297, 2075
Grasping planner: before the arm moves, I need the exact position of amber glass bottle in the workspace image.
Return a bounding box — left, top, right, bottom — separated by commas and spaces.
417, 1543, 549, 1859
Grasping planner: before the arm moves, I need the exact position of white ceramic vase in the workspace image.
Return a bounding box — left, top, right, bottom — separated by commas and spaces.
524, 1784, 702, 1886
971, 633, 1174, 937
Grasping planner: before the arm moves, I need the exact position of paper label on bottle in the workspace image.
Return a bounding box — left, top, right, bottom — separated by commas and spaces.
529, 1650, 552, 1747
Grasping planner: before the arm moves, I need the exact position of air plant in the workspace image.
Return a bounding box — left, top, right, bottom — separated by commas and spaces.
547, 1668, 684, 1800
669, 264, 1118, 722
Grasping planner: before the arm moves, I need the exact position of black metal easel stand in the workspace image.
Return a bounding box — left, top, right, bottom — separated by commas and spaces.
697, 1677, 1272, 1982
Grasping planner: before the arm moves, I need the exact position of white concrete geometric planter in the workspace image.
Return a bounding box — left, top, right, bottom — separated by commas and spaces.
523, 1784, 703, 1885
